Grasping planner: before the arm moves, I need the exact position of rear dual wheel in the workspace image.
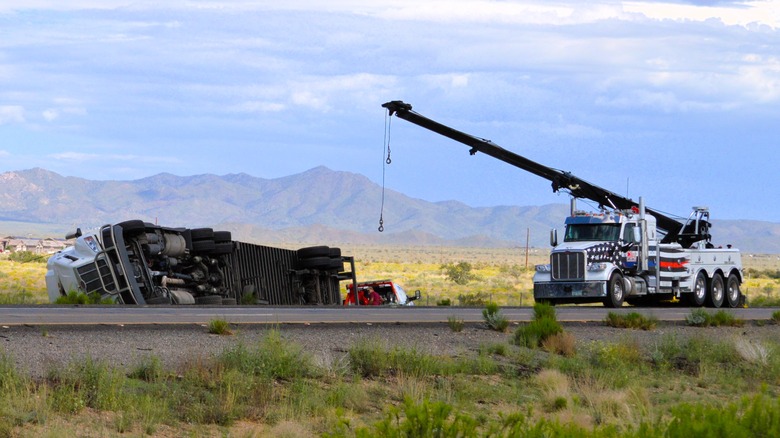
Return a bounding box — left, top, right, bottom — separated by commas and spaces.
725, 274, 742, 308
707, 274, 725, 308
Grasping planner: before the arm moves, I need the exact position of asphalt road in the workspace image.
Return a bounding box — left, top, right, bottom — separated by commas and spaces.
0, 305, 776, 326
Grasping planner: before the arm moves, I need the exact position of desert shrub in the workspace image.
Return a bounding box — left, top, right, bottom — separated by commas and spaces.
483, 302, 509, 332
350, 342, 448, 378
447, 315, 464, 332
686, 309, 743, 327
437, 298, 452, 306
442, 261, 476, 285
513, 317, 563, 349
667, 393, 780, 437
458, 292, 490, 306
513, 302, 565, 349
218, 330, 315, 380
55, 290, 114, 305
533, 302, 556, 320
128, 355, 164, 382
8, 251, 47, 264
772, 310, 780, 324
207, 318, 233, 335
605, 312, 657, 330
542, 332, 577, 357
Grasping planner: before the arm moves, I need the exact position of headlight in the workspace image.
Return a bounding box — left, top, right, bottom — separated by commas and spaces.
535, 264, 551, 272
587, 262, 608, 271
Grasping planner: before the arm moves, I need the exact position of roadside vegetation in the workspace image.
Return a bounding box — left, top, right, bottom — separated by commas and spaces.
1, 323, 779, 436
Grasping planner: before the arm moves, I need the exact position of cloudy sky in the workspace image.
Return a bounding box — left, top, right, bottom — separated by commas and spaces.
1, 1, 778, 223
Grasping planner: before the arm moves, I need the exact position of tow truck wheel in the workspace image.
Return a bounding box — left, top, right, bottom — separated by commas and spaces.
725, 274, 741, 308
706, 274, 725, 308
688, 272, 707, 307
604, 273, 625, 308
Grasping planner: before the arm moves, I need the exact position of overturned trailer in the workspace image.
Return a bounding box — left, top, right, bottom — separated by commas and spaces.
46, 220, 355, 305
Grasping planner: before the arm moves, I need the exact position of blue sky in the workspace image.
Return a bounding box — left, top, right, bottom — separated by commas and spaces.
1, 1, 778, 222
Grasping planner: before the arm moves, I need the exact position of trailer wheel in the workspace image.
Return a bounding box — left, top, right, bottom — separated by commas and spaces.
725, 274, 741, 308
192, 240, 216, 253
604, 273, 625, 308
195, 295, 223, 305
213, 231, 232, 242
297, 246, 330, 259
688, 271, 707, 307
190, 228, 214, 241
117, 220, 146, 234
707, 274, 725, 308
297, 256, 331, 269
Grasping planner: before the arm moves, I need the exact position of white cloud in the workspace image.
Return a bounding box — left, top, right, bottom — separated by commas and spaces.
0, 150, 9, 157
623, 1, 780, 29
42, 109, 59, 121
0, 106, 25, 124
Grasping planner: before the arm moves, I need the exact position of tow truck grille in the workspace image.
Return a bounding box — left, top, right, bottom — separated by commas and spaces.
551, 251, 585, 281
76, 257, 116, 294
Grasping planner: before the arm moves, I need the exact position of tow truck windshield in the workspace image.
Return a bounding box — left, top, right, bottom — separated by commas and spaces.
564, 224, 621, 242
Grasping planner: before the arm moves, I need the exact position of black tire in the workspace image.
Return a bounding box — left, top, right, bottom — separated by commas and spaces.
688, 271, 707, 307
190, 228, 214, 241
213, 231, 232, 242
324, 258, 345, 271
145, 295, 171, 305
212, 242, 234, 255
297, 246, 330, 259
707, 274, 725, 308
328, 247, 342, 258
117, 220, 146, 234
192, 240, 216, 253
725, 274, 741, 308
297, 256, 332, 269
195, 295, 223, 305
222, 298, 237, 305
604, 272, 625, 308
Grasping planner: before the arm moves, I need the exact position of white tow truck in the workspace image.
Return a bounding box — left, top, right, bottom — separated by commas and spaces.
382, 100, 743, 307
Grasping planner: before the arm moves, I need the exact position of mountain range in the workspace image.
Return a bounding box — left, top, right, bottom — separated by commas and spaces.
1, 167, 778, 253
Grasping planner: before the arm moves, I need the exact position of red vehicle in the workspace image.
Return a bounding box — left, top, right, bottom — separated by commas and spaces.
344, 280, 421, 306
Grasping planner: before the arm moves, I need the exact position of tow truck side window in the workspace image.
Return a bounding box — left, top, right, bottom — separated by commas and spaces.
622, 223, 637, 244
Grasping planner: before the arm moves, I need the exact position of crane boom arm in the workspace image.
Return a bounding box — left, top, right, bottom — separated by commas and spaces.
382, 100, 685, 241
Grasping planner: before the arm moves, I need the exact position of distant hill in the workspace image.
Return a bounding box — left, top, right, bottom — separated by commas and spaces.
0, 167, 778, 253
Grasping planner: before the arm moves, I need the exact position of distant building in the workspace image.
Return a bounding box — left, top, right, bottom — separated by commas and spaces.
1, 236, 68, 254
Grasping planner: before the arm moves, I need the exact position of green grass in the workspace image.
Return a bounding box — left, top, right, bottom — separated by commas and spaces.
605, 311, 658, 330
207, 318, 232, 335
0, 324, 779, 436
447, 315, 464, 332
686, 309, 744, 327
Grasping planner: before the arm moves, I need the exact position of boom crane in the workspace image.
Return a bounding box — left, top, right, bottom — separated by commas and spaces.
383, 100, 742, 308
382, 100, 706, 247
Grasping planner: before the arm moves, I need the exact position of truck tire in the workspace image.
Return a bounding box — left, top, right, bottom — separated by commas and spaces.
328, 247, 342, 258
117, 220, 146, 234
195, 295, 223, 305
192, 240, 216, 253
297, 246, 330, 259
706, 274, 725, 308
297, 256, 331, 269
725, 274, 741, 308
212, 242, 234, 255
688, 271, 707, 307
213, 231, 232, 242
604, 273, 625, 308
190, 228, 214, 241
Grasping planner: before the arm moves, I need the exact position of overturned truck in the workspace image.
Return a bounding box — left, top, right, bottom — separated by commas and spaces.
46, 220, 354, 305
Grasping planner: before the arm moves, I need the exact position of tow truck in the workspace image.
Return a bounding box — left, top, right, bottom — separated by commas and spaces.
382, 100, 743, 307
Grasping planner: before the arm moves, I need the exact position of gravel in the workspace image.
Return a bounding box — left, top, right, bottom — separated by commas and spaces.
1, 322, 779, 378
